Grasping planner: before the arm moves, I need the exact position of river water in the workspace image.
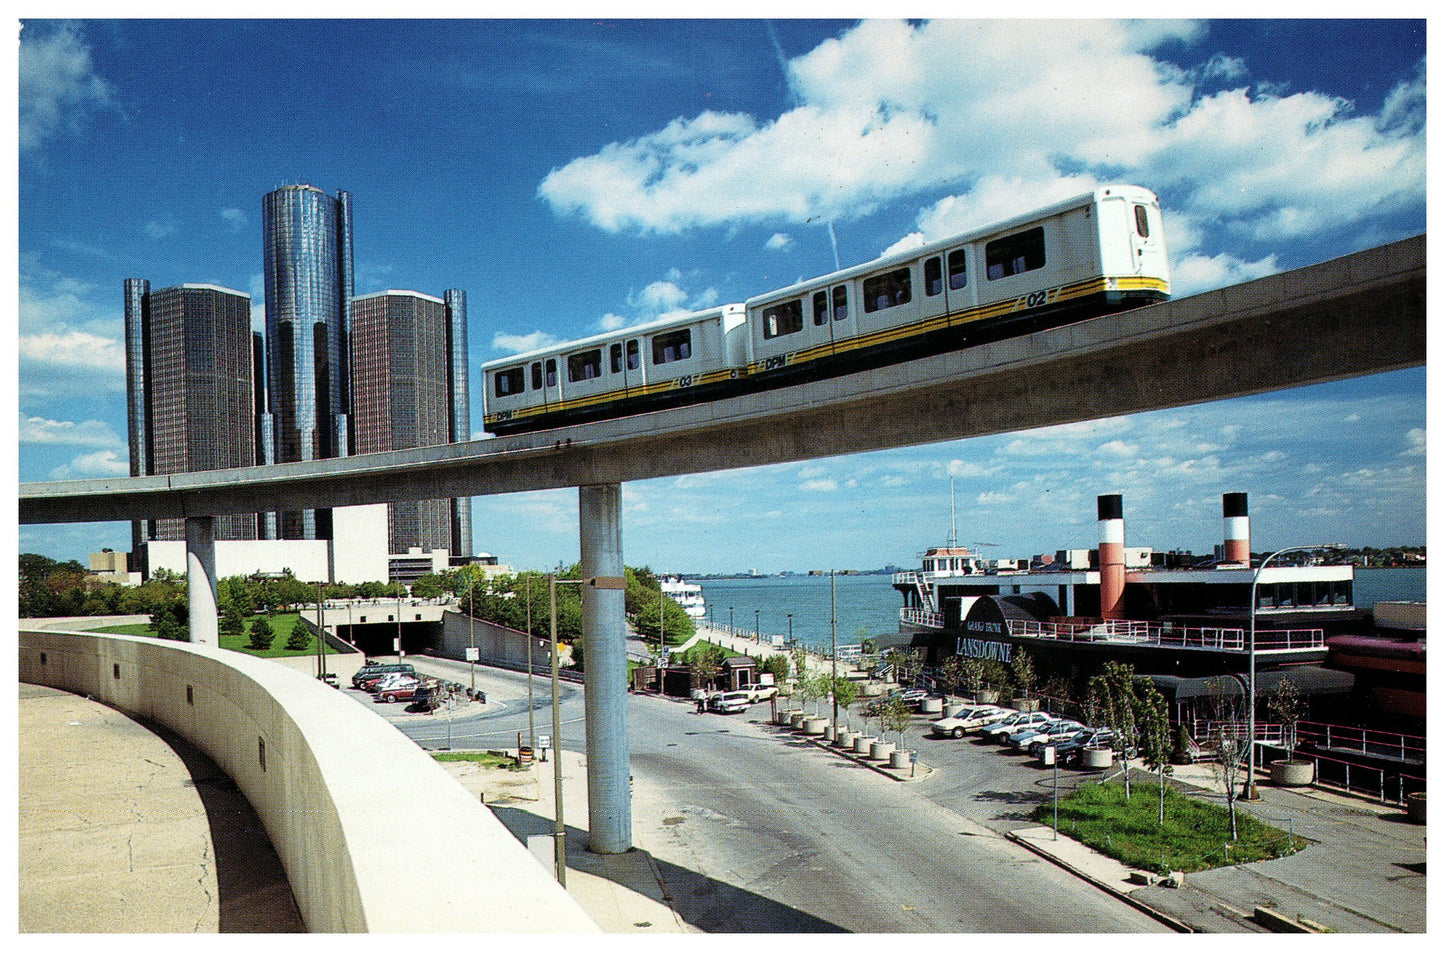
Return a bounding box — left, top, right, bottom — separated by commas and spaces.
694, 567, 1425, 654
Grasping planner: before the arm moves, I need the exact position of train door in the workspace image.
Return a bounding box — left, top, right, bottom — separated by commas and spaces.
944, 246, 970, 331
811, 283, 853, 355
530, 357, 559, 412
922, 253, 947, 330
610, 338, 643, 398
1130, 200, 1167, 280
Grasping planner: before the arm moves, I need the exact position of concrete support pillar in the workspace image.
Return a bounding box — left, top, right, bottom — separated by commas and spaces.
578, 483, 631, 854
185, 516, 219, 645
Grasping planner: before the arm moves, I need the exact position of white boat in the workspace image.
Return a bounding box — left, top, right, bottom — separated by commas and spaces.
660, 576, 706, 621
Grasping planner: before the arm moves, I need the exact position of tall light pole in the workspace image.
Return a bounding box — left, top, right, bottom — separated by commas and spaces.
525, 574, 535, 752
754, 609, 760, 643
728, 607, 733, 637
1246, 545, 1325, 800
787, 613, 793, 648
547, 571, 585, 886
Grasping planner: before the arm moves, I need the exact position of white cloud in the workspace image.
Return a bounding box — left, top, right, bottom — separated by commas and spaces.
50, 449, 130, 480
491, 330, 561, 355
19, 413, 121, 447
18, 21, 114, 152
765, 233, 794, 251
800, 478, 839, 493
221, 208, 248, 232
145, 216, 180, 240
17, 329, 125, 397
1401, 427, 1425, 457
596, 313, 630, 332
537, 19, 1422, 297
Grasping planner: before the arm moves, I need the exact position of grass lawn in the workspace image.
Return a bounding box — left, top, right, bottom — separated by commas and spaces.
1033, 779, 1309, 875
432, 751, 521, 768
98, 614, 320, 659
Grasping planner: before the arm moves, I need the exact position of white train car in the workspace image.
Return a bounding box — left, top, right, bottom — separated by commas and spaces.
482, 304, 748, 434
741, 185, 1169, 386
482, 185, 1168, 435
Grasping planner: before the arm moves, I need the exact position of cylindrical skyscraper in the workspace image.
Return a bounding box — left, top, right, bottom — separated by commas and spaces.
445, 288, 472, 558
262, 184, 354, 539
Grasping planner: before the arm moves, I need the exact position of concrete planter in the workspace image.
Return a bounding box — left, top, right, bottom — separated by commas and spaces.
1406, 792, 1426, 824
854, 736, 876, 755
860, 681, 884, 697
888, 750, 911, 770
788, 711, 806, 729
802, 716, 827, 736
976, 689, 998, 705
1269, 758, 1315, 787
1083, 747, 1114, 769
870, 740, 894, 761
836, 731, 857, 750
824, 724, 837, 741
921, 696, 944, 714
1012, 697, 1039, 713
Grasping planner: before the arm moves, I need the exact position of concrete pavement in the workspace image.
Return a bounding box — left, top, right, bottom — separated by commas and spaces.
18, 683, 304, 933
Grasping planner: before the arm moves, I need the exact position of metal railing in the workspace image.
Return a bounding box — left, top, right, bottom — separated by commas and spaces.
1006, 619, 1325, 652
1298, 720, 1426, 762
899, 608, 945, 629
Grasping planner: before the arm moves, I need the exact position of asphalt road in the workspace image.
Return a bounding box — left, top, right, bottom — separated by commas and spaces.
358, 660, 1167, 933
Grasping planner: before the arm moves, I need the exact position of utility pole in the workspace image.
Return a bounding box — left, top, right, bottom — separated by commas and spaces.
830, 570, 838, 732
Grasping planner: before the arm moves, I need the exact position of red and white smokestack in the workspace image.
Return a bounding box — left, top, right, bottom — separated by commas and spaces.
1097, 494, 1125, 621
1223, 492, 1251, 565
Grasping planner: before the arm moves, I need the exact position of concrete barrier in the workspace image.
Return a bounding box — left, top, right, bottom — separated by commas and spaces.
19, 629, 599, 933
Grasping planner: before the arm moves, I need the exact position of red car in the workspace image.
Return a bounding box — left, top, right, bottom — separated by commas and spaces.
373, 677, 423, 703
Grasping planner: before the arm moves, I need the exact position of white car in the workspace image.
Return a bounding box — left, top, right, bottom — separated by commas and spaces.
738, 683, 779, 703
709, 691, 751, 714
1009, 719, 1085, 752
980, 711, 1054, 742
931, 704, 1014, 739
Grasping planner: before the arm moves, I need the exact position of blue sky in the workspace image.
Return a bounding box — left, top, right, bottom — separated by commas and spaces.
13, 18, 1428, 574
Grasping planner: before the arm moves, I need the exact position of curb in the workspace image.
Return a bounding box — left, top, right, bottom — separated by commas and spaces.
1005, 830, 1195, 933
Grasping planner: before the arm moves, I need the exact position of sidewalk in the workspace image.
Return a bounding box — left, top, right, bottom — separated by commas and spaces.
1008, 760, 1427, 933
445, 750, 693, 933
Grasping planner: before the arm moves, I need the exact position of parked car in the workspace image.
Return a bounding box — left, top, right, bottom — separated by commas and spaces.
897, 687, 931, 706
738, 682, 779, 703
351, 662, 415, 689
709, 691, 751, 714
377, 681, 425, 703
1009, 719, 1085, 752
1030, 726, 1099, 758
1054, 729, 1135, 767
931, 705, 1014, 739
979, 711, 1054, 742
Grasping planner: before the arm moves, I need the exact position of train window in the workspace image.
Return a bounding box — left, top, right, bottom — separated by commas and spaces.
545, 359, 557, 387
813, 291, 829, 326
568, 349, 603, 383
925, 257, 943, 296
863, 267, 912, 313
610, 343, 623, 374
1134, 204, 1150, 238
652, 329, 692, 364
832, 285, 848, 321
985, 227, 1046, 280
948, 250, 967, 289
494, 366, 526, 398
530, 362, 542, 391
626, 339, 640, 370
763, 299, 804, 339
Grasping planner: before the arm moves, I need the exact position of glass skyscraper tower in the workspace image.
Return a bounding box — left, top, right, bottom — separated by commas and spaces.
262, 184, 354, 539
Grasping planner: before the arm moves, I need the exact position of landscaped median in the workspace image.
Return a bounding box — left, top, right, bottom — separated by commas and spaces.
1031, 780, 1309, 877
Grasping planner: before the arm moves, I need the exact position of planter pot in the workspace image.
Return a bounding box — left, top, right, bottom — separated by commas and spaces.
836, 731, 857, 750
870, 741, 894, 761
854, 736, 876, 755
824, 724, 837, 741
860, 681, 884, 697
1269, 758, 1315, 787
802, 716, 827, 735
976, 689, 998, 705
1083, 747, 1114, 769
1012, 698, 1039, 713
788, 711, 806, 729
1406, 792, 1426, 824
921, 696, 944, 714
889, 750, 911, 770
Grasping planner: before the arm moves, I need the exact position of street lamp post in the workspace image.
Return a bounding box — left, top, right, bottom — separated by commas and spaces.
830, 571, 838, 732
547, 572, 584, 886
787, 613, 793, 648
728, 607, 733, 637
754, 610, 760, 644
1246, 545, 1326, 800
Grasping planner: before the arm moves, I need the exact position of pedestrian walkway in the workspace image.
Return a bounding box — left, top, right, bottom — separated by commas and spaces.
444, 750, 693, 933
1009, 759, 1426, 932
18, 683, 304, 933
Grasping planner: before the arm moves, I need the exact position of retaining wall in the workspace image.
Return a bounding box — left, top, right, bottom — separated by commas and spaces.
18, 629, 599, 933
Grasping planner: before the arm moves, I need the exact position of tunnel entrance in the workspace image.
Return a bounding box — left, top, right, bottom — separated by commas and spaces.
335, 620, 442, 660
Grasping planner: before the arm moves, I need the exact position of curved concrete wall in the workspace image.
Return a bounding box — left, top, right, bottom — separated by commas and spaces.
18, 630, 598, 933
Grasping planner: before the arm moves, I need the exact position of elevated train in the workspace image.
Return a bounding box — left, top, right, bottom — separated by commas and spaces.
482, 185, 1170, 435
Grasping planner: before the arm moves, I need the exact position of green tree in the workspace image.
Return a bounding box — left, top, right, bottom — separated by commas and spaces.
285, 619, 313, 651
1088, 661, 1140, 799
761, 653, 791, 685
878, 694, 914, 749
1011, 649, 1036, 701
688, 643, 725, 692
247, 617, 275, 651
832, 675, 860, 729
1267, 677, 1304, 760
961, 657, 988, 699
940, 655, 967, 699
1136, 680, 1173, 824
219, 607, 246, 636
